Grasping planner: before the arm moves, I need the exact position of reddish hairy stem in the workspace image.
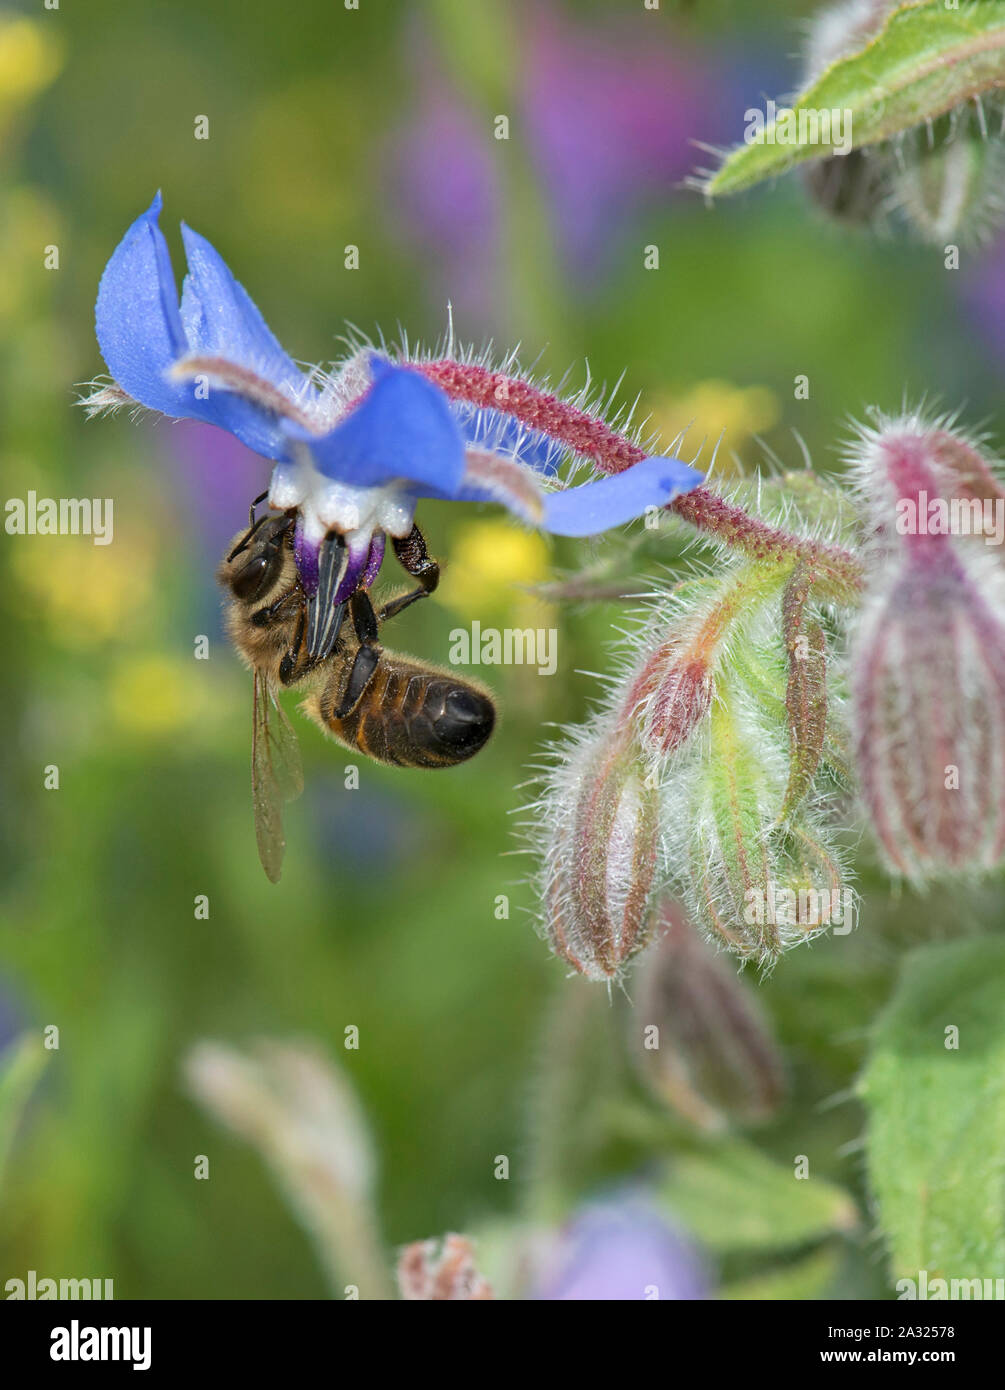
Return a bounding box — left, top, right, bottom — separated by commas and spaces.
419, 359, 864, 601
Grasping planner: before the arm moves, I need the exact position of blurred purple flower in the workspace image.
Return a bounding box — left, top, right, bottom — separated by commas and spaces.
387, 3, 727, 315
966, 232, 1005, 362
521, 10, 711, 279
170, 420, 271, 567
390, 90, 501, 323
533, 1197, 710, 1301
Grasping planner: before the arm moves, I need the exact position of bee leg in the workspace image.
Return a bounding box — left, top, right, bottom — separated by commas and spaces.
331, 589, 382, 717
250, 588, 301, 629
380, 523, 440, 623
279, 599, 309, 686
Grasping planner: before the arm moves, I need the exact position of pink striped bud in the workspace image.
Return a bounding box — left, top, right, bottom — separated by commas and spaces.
629, 636, 713, 758
851, 422, 1005, 878
631, 904, 786, 1132
630, 568, 782, 761
538, 719, 663, 982
647, 657, 713, 753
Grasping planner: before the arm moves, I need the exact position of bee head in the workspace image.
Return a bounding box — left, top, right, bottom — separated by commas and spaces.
221, 514, 295, 604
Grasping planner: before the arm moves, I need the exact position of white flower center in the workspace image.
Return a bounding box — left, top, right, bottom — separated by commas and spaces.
268, 453, 417, 551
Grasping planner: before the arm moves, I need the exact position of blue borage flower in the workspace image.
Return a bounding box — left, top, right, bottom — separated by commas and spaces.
87, 193, 703, 604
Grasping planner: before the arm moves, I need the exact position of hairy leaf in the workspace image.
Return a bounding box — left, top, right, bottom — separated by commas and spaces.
659, 1137, 859, 1254
859, 937, 1005, 1281
707, 1, 1005, 197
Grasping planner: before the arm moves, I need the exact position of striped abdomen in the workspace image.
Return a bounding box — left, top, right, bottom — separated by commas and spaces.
317, 656, 495, 768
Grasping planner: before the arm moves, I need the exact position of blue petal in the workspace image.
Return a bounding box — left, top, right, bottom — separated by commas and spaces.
176, 222, 311, 458
179, 224, 307, 395
295, 360, 467, 490
95, 194, 299, 460
95, 191, 189, 417
452, 401, 565, 477
541, 456, 704, 537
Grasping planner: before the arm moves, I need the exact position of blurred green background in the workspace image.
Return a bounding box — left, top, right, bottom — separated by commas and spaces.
1, 0, 1003, 1298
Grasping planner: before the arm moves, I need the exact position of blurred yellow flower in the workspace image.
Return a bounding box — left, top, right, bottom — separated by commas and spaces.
0, 187, 61, 325
0, 17, 63, 129
9, 531, 156, 646
109, 653, 208, 737
650, 380, 779, 476
437, 518, 553, 623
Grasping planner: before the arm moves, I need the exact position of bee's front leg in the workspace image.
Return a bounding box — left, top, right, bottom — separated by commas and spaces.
331, 590, 382, 717
380, 523, 440, 623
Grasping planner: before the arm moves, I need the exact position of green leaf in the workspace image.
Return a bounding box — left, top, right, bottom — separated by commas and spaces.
707, 1, 1005, 198
859, 937, 1005, 1280
0, 1033, 48, 1189
658, 1136, 859, 1254
720, 1242, 843, 1300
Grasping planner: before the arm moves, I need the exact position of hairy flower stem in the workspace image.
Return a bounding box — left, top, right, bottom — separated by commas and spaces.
419, 359, 865, 603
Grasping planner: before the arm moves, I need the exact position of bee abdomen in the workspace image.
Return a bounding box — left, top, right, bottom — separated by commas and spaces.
322, 659, 495, 768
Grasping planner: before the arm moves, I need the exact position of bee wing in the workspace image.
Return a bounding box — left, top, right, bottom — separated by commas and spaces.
251, 671, 304, 883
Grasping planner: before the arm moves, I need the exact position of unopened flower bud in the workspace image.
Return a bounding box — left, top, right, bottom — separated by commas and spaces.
631, 567, 781, 760
397, 1234, 493, 1301
850, 421, 1005, 878
798, 3, 896, 232
538, 719, 663, 982
802, 148, 892, 227
631, 903, 786, 1131
853, 549, 1005, 877
893, 118, 1005, 248
687, 699, 848, 961
636, 645, 713, 757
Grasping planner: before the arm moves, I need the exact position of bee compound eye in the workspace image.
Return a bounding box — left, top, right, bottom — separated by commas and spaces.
230, 554, 272, 600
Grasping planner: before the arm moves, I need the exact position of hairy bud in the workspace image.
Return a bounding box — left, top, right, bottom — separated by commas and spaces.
631, 903, 786, 1131
643, 652, 714, 756
685, 696, 849, 962
537, 719, 663, 982
893, 115, 1005, 248
802, 148, 892, 228
631, 567, 787, 762
850, 419, 1005, 879
397, 1234, 493, 1301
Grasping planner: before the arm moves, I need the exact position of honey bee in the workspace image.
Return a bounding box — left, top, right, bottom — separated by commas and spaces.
218, 502, 496, 882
